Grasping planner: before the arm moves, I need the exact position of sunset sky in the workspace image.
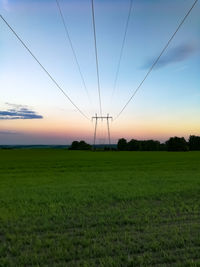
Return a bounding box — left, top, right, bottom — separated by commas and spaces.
0, 0, 200, 144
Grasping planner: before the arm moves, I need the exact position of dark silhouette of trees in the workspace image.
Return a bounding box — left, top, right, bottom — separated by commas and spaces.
70, 141, 79, 150
166, 137, 189, 151
159, 143, 167, 151
69, 135, 200, 152
117, 138, 127, 151
118, 138, 161, 151
189, 135, 200, 151
69, 140, 91, 150
127, 139, 140, 151
139, 140, 160, 151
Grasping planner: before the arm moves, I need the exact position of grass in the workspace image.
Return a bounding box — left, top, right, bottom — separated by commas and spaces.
0, 149, 200, 266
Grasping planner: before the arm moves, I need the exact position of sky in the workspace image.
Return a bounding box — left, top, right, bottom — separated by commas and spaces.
0, 0, 200, 144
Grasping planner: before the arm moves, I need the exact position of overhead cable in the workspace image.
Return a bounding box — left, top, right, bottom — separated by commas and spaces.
55, 0, 92, 104
111, 0, 133, 101
91, 0, 102, 116
114, 0, 198, 121
0, 14, 90, 120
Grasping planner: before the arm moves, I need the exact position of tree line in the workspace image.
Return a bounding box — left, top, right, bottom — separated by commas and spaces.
68, 135, 200, 151
117, 135, 200, 151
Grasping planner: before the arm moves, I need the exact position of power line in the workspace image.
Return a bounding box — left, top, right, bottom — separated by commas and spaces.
114, 0, 198, 121
0, 14, 90, 120
110, 0, 133, 101
55, 0, 92, 104
91, 0, 102, 117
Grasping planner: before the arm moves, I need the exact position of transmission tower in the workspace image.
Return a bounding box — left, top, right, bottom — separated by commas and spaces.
92, 114, 113, 149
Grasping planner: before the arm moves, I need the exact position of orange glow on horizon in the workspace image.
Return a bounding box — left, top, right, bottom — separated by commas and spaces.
1, 115, 199, 144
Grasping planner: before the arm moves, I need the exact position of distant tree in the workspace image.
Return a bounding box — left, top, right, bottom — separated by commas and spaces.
117, 138, 127, 151
166, 137, 189, 151
79, 140, 92, 150
140, 140, 160, 151
70, 141, 79, 150
159, 143, 167, 151
69, 140, 91, 150
189, 135, 200, 151
127, 139, 140, 151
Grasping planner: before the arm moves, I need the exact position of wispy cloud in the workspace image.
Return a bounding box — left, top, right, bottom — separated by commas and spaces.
142, 43, 199, 70
0, 130, 18, 135
0, 103, 43, 120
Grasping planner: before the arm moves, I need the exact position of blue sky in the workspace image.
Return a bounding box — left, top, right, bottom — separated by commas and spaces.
0, 0, 200, 144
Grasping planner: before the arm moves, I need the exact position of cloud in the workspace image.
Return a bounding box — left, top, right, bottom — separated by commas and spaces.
0, 130, 17, 135
142, 43, 200, 70
0, 103, 43, 120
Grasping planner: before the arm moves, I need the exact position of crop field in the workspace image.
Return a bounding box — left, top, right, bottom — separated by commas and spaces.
0, 149, 200, 266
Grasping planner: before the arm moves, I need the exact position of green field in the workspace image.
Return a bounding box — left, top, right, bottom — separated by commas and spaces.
0, 149, 200, 266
